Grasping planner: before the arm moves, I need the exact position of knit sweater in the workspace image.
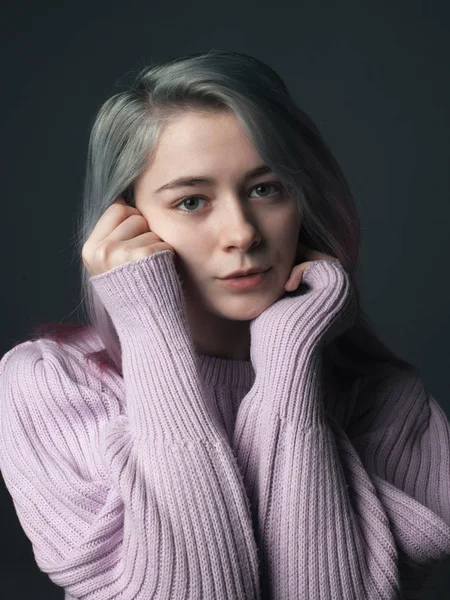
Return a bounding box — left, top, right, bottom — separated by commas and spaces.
1, 250, 449, 600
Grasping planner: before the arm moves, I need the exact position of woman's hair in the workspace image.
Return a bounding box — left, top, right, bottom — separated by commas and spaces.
26, 49, 418, 381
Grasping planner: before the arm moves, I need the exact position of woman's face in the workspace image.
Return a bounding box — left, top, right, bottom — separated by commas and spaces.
134, 110, 301, 329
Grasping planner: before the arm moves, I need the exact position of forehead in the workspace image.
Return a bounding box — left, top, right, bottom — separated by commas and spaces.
145, 111, 262, 175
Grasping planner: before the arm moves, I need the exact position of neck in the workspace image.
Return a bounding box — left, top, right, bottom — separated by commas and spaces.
186, 304, 251, 361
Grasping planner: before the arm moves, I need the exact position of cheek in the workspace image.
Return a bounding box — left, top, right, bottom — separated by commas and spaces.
171, 244, 208, 284
162, 223, 202, 248
268, 202, 301, 238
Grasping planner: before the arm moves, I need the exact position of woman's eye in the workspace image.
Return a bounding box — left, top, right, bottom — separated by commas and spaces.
249, 182, 283, 198
175, 181, 283, 215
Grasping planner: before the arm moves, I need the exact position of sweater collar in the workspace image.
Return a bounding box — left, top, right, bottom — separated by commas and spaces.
196, 353, 255, 389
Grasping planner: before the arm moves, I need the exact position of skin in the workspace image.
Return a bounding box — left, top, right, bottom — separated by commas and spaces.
133, 110, 332, 361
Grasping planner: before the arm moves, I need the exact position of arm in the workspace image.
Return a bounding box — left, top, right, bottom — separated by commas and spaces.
0, 250, 260, 599
232, 260, 450, 599
347, 368, 450, 597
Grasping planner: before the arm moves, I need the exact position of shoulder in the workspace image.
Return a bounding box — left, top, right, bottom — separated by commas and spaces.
0, 336, 125, 444
1, 328, 122, 391
1, 334, 97, 393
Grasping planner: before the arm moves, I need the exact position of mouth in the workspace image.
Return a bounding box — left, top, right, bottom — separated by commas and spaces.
220, 266, 270, 280
218, 267, 271, 290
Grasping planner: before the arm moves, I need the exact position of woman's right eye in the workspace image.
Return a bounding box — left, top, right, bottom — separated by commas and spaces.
176, 196, 207, 214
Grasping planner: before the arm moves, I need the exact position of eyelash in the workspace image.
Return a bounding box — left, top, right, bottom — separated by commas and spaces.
174, 181, 284, 215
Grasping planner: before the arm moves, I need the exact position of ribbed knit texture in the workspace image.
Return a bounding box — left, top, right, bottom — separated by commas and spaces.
1, 249, 449, 599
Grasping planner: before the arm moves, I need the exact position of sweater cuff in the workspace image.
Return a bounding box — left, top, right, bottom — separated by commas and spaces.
249, 260, 356, 428
89, 251, 226, 441
250, 259, 357, 368
89, 250, 187, 337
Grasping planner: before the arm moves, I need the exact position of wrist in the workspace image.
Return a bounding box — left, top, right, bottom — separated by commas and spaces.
90, 250, 185, 335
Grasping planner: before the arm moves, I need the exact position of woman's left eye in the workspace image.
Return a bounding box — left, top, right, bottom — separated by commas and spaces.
249, 182, 283, 198
175, 181, 284, 214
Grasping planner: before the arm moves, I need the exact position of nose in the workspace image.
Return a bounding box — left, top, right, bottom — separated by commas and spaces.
218, 196, 262, 252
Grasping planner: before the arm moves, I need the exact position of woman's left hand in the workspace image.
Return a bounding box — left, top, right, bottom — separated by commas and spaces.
249, 244, 356, 372
284, 243, 341, 292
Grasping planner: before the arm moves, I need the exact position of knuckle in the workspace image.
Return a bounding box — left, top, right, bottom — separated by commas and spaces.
97, 240, 114, 261
109, 202, 128, 216
81, 241, 92, 262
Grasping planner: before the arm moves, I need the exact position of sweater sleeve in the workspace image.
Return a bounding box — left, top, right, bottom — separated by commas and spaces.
346, 367, 450, 597
232, 260, 450, 600
0, 250, 260, 599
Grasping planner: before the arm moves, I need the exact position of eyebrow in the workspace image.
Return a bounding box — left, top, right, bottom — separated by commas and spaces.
153, 164, 274, 194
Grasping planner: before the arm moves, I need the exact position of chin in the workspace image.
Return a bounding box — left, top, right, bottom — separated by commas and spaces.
213, 297, 277, 322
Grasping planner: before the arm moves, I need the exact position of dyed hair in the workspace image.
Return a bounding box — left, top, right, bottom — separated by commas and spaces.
26, 49, 417, 381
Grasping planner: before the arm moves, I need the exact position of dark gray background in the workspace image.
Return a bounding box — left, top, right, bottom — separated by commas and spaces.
1, 0, 449, 597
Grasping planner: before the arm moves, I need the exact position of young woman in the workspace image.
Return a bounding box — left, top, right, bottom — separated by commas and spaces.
1, 49, 449, 599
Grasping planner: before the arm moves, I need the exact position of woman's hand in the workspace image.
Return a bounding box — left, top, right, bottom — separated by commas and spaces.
250, 244, 357, 369
82, 197, 175, 277
284, 242, 341, 293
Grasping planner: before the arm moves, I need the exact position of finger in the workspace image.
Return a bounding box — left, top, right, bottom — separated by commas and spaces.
106, 213, 152, 242
87, 196, 142, 244
118, 230, 175, 254
285, 263, 307, 291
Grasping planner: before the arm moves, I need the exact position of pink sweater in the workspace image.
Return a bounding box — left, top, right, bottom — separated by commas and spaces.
1, 250, 449, 599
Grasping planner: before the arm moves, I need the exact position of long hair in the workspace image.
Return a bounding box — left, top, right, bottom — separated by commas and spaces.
25, 49, 418, 381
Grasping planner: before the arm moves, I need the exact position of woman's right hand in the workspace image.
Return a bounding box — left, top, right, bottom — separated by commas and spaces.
82, 197, 175, 277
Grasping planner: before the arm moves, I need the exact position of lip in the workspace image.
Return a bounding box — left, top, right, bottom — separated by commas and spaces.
220, 266, 269, 279
218, 267, 271, 291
